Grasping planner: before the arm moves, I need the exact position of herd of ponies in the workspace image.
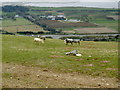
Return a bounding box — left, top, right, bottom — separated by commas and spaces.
34, 35, 80, 45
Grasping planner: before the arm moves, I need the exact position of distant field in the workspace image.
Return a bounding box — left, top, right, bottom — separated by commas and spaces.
107, 15, 118, 20
73, 27, 118, 34
32, 6, 116, 10
2, 17, 44, 33
91, 18, 118, 31
3, 35, 118, 78
38, 20, 97, 29
62, 27, 118, 34
28, 10, 58, 15
2, 17, 33, 27
3, 25, 44, 33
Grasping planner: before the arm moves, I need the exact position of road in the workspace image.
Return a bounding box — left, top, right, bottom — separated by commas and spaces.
19, 34, 120, 39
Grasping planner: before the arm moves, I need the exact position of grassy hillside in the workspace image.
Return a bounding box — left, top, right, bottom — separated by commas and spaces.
2, 17, 44, 33
3, 25, 44, 33
2, 35, 118, 78
38, 20, 97, 29
2, 17, 33, 27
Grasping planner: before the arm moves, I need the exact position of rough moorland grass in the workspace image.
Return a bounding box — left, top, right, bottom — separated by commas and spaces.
2, 35, 118, 78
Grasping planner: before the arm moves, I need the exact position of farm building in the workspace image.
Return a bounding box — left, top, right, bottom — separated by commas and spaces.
46, 15, 66, 20
14, 15, 20, 18
57, 15, 66, 18
67, 19, 81, 22
47, 16, 56, 20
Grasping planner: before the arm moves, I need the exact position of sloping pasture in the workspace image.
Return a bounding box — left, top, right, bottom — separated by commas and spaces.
2, 35, 118, 78
2, 18, 33, 27
74, 27, 118, 34
3, 25, 44, 33
91, 18, 118, 31
2, 17, 44, 33
38, 20, 97, 29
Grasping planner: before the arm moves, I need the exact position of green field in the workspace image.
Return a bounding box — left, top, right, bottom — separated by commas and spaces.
2, 17, 45, 33
3, 25, 44, 33
2, 17, 33, 27
2, 35, 118, 78
28, 6, 117, 13
91, 18, 118, 31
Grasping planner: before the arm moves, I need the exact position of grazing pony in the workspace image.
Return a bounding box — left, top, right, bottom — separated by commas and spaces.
37, 35, 46, 41
64, 38, 80, 45
64, 38, 73, 45
34, 38, 44, 43
40, 36, 46, 41
73, 39, 80, 45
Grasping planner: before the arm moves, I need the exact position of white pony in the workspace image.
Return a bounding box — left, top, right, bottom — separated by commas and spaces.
34, 38, 44, 43
64, 38, 80, 45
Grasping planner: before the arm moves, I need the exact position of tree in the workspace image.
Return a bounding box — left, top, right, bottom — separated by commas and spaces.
2, 5, 29, 13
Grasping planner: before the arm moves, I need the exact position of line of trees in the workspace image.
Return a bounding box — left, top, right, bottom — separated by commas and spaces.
2, 5, 29, 13
2, 5, 29, 20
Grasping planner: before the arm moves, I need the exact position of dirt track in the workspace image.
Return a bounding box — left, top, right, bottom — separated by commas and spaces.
2, 63, 118, 88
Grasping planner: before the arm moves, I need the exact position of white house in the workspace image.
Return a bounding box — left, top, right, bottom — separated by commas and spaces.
14, 15, 20, 18
67, 19, 81, 22
47, 15, 56, 20
57, 15, 66, 18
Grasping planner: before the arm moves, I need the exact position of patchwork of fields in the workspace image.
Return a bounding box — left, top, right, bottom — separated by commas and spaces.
2, 6, 119, 34
38, 20, 97, 28
27, 7, 119, 32
2, 17, 118, 34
